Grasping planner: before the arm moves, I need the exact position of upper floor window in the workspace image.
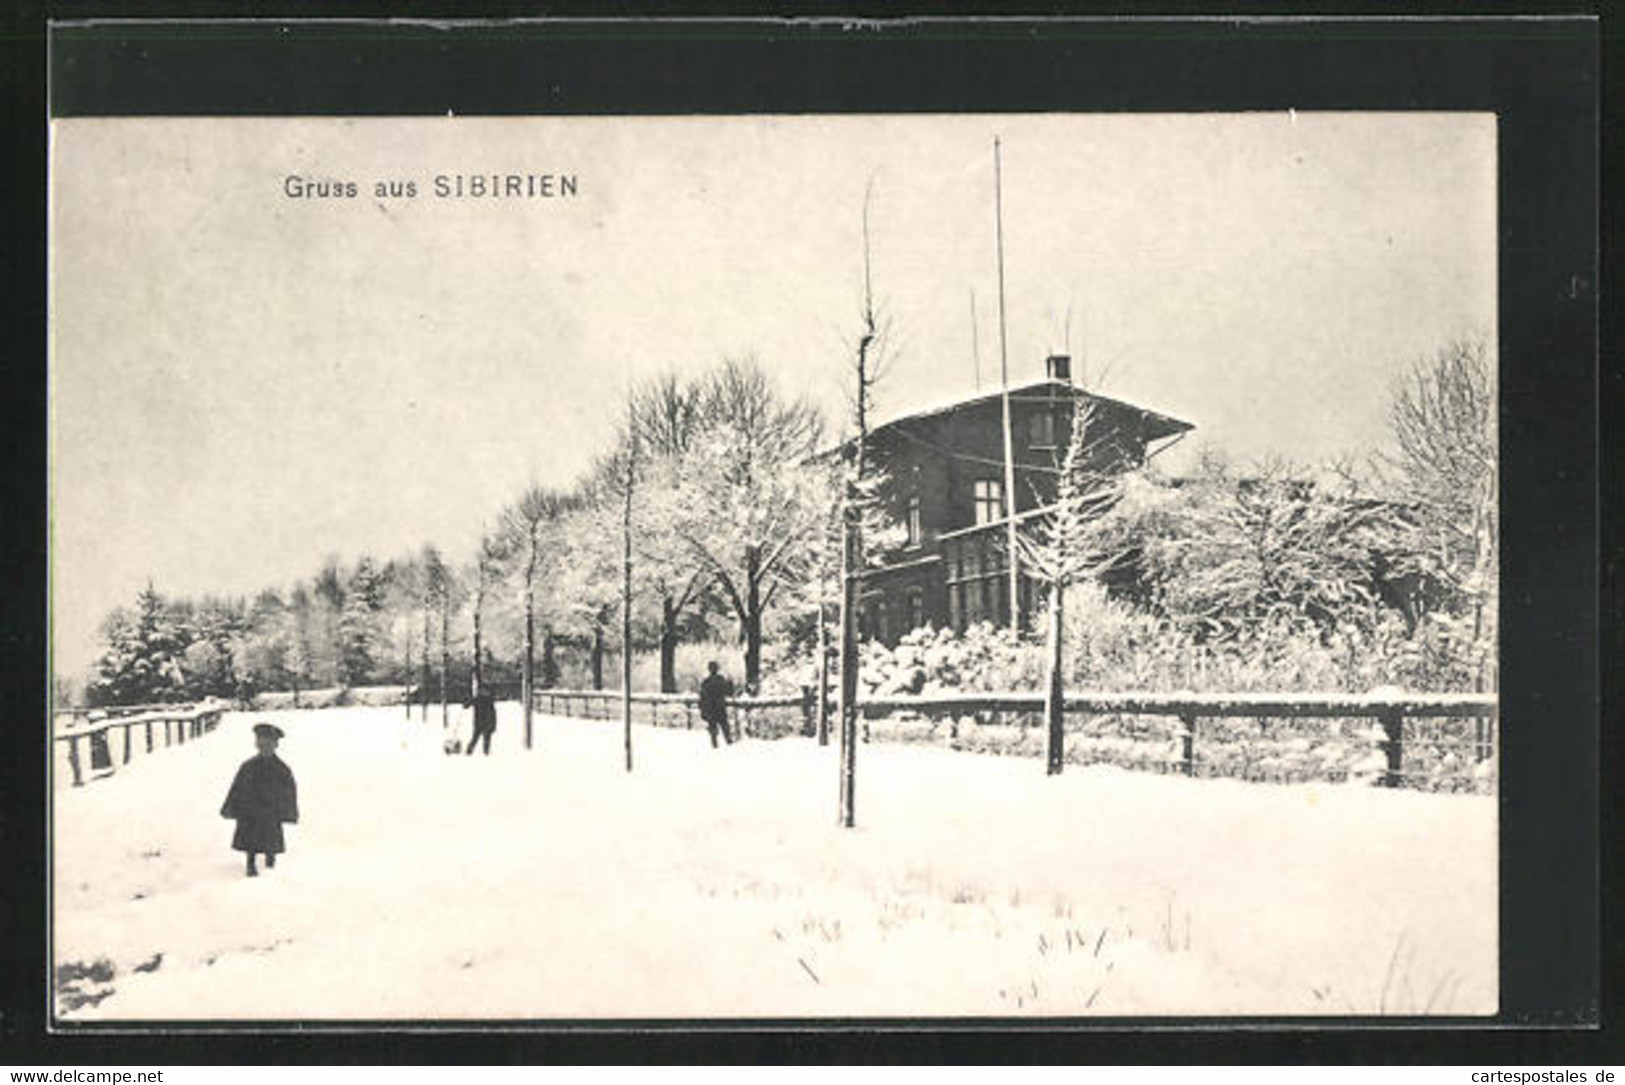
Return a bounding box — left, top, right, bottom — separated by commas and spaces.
973, 479, 1004, 526
1029, 410, 1056, 448
906, 495, 922, 547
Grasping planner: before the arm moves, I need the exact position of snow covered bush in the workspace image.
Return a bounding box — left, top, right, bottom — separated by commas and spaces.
758, 615, 1490, 790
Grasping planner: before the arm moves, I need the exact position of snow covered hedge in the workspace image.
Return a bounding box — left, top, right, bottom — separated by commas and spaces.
762, 617, 1493, 792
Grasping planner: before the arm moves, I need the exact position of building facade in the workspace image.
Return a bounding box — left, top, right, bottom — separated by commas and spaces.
856, 355, 1192, 644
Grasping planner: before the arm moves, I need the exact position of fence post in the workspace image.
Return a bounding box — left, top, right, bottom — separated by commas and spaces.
145, 719, 154, 753
123, 723, 134, 765
685, 700, 693, 730
66, 736, 83, 787
800, 685, 815, 738
1380, 708, 1404, 788
1179, 713, 1197, 776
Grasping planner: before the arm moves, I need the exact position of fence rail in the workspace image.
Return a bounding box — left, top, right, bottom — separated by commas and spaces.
535, 686, 1497, 790
533, 688, 814, 739
859, 690, 1497, 789
53, 703, 226, 787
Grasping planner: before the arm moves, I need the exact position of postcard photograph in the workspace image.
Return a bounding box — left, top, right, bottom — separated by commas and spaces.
48, 112, 1499, 1022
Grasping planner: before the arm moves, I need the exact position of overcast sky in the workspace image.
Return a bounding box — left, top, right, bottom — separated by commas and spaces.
50, 112, 1495, 678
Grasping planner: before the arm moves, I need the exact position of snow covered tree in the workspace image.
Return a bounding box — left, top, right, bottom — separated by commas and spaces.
1017, 401, 1135, 774
179, 596, 251, 701
235, 588, 292, 698
469, 532, 508, 697
87, 582, 189, 706
617, 396, 638, 771
555, 480, 625, 691
308, 558, 347, 688
501, 485, 573, 748
417, 545, 451, 727
834, 173, 902, 823
667, 358, 828, 693
1381, 338, 1497, 690
630, 371, 721, 692
435, 563, 463, 728
1142, 451, 1386, 643
283, 584, 315, 706
338, 554, 387, 687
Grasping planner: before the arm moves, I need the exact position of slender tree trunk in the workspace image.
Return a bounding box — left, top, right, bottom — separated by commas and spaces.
403, 629, 412, 719
837, 497, 862, 827
420, 605, 432, 722
744, 544, 762, 694
816, 602, 831, 746
523, 584, 535, 750
622, 463, 635, 774
592, 627, 605, 691
659, 596, 678, 694
472, 594, 484, 697
440, 606, 450, 729
838, 182, 876, 827
1045, 581, 1065, 776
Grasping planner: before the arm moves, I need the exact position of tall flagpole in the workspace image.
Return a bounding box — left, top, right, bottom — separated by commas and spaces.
970, 290, 982, 392
994, 137, 1021, 630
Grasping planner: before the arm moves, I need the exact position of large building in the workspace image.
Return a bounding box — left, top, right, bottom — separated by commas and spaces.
855, 355, 1193, 643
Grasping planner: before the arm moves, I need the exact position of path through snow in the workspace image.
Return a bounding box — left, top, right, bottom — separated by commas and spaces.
52, 704, 1496, 1019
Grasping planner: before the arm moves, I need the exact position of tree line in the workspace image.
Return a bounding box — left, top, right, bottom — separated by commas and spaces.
82, 357, 844, 711
81, 339, 1495, 715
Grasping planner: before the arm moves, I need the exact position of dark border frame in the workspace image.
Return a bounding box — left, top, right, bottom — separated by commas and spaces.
4, 10, 1607, 1064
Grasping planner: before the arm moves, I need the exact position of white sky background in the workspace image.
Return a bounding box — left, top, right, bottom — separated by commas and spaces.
50, 113, 1495, 678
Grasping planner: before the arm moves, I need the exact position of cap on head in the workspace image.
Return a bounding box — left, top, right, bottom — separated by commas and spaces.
252, 723, 285, 741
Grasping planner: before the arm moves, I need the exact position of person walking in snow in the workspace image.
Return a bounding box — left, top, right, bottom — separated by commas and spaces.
698, 660, 735, 748
465, 688, 497, 756
220, 722, 299, 878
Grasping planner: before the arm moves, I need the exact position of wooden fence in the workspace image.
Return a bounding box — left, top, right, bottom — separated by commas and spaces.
533, 688, 816, 740
534, 686, 1497, 790
52, 703, 226, 787
858, 690, 1497, 789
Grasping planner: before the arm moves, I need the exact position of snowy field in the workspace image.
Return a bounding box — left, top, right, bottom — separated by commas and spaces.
52, 703, 1496, 1020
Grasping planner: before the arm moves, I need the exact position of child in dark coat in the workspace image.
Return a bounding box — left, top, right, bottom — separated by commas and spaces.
220, 722, 299, 878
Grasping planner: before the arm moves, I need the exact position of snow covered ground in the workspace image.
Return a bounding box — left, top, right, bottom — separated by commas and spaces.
52, 703, 1496, 1020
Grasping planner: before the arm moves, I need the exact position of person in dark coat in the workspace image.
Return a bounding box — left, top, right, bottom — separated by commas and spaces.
220, 722, 299, 877
698, 661, 735, 748
465, 688, 497, 756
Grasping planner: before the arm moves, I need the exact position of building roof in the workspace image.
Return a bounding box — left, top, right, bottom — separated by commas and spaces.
867, 378, 1194, 445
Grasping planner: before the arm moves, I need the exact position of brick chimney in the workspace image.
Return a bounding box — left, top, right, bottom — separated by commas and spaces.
1045, 354, 1072, 383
